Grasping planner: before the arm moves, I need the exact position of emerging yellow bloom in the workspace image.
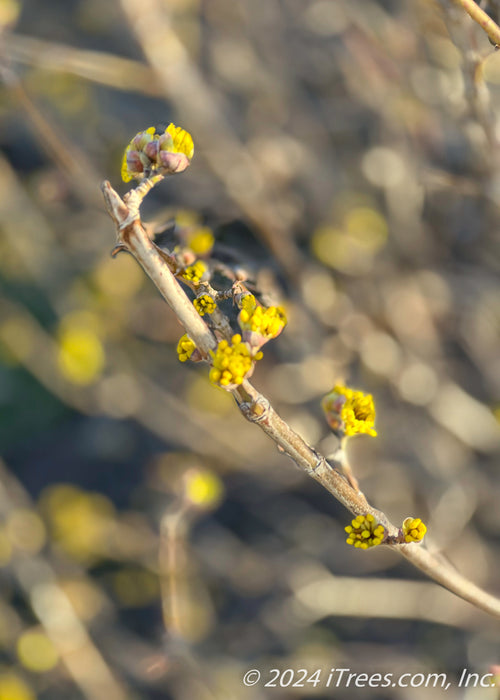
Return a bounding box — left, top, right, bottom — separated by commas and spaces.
177, 334, 196, 362
209, 334, 261, 389
240, 294, 257, 314
180, 261, 206, 284
345, 514, 385, 549
322, 384, 377, 437
238, 294, 287, 350
121, 123, 194, 182
194, 294, 216, 316
164, 123, 194, 160
402, 517, 427, 543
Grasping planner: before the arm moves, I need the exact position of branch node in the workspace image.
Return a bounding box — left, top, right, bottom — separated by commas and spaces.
110, 243, 128, 258
238, 396, 270, 423
305, 450, 332, 476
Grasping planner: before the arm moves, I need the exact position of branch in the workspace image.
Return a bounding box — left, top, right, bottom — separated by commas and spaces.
457, 0, 500, 46
101, 180, 500, 621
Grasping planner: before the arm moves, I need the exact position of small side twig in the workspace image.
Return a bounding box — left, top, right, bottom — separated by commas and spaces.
457, 0, 500, 46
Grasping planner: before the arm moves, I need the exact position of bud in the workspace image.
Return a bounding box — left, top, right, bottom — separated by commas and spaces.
322, 384, 377, 437
121, 123, 194, 182
237, 294, 287, 352
401, 517, 427, 543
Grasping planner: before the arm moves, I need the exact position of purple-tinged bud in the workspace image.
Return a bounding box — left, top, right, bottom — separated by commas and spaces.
157, 150, 191, 174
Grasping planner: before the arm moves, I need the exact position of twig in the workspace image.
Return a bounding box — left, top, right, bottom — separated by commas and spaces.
159, 504, 189, 638
4, 32, 161, 95
118, 0, 303, 278
457, 0, 500, 45
102, 180, 500, 620
102, 182, 216, 357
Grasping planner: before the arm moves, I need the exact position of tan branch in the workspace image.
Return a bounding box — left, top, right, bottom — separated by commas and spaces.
457, 0, 500, 46
102, 181, 216, 357
102, 180, 500, 621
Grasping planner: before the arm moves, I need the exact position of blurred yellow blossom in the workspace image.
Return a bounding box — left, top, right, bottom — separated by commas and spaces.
57, 312, 105, 385
184, 469, 224, 509
311, 207, 387, 275
0, 0, 21, 29
0, 672, 34, 700
345, 514, 385, 549
185, 227, 215, 256
40, 485, 115, 563
17, 630, 58, 673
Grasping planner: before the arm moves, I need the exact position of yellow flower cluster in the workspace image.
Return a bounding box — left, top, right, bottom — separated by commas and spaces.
194, 294, 216, 316
177, 334, 196, 362
181, 261, 206, 284
345, 514, 385, 549
402, 517, 427, 543
121, 123, 194, 182
238, 294, 287, 340
322, 384, 377, 437
209, 334, 261, 388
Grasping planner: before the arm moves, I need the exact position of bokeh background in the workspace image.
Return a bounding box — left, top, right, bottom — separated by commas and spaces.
1, 0, 500, 698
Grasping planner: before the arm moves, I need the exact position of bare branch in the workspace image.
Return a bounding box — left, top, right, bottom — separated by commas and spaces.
102, 180, 500, 621
457, 0, 500, 46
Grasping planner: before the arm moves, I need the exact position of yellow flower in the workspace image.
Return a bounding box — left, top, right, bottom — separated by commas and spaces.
194, 294, 216, 316
238, 294, 287, 349
209, 334, 261, 389
177, 334, 196, 362
345, 514, 385, 549
402, 517, 427, 543
163, 123, 194, 160
322, 384, 377, 437
121, 123, 194, 182
240, 294, 257, 314
180, 261, 206, 284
